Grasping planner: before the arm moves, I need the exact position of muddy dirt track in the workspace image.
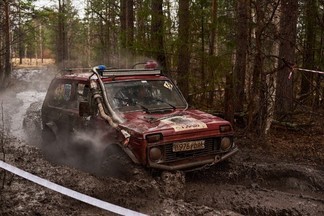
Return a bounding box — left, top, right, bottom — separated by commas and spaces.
0, 67, 323, 215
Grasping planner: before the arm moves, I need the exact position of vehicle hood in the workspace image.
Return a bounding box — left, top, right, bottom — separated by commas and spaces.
118, 109, 229, 135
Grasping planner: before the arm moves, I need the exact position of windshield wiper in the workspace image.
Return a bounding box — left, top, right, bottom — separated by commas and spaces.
132, 98, 176, 113
115, 97, 150, 112
135, 103, 150, 112
151, 98, 176, 110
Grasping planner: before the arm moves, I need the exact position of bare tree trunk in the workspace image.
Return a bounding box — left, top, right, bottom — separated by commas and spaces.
103, 2, 110, 64
200, 1, 206, 103
234, 0, 249, 113
57, 0, 67, 65
315, 11, 324, 109
247, 1, 264, 132
275, 0, 298, 121
224, 72, 234, 124
120, 0, 134, 48
151, 0, 168, 75
85, 0, 91, 66
177, 0, 190, 100
120, 0, 134, 67
209, 0, 217, 57
126, 0, 134, 50
0, 1, 4, 88
3, 0, 11, 88
299, 0, 316, 103
120, 0, 127, 48
18, 0, 23, 65
40, 25, 43, 63
207, 0, 218, 104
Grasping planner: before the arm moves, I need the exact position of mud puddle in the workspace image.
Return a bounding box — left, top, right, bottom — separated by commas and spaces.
185, 160, 324, 216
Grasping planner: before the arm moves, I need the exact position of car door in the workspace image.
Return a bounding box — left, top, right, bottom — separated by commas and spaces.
42, 79, 78, 146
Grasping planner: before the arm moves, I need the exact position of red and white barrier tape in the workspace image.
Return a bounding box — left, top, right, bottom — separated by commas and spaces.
0, 160, 147, 216
288, 67, 324, 79
296, 68, 324, 75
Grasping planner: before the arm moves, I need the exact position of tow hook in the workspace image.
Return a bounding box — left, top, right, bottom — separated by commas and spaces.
202, 155, 221, 170
214, 155, 221, 163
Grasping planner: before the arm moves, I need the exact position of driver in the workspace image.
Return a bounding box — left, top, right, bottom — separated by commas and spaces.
113, 88, 132, 107
133, 86, 151, 104
113, 85, 152, 108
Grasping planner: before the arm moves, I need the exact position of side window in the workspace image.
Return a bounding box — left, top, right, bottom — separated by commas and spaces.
48, 82, 73, 108
77, 83, 90, 102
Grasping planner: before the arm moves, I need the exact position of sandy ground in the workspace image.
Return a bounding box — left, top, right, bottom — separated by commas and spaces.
0, 67, 323, 215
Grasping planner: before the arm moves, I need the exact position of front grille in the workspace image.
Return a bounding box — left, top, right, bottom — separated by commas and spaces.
164, 137, 221, 162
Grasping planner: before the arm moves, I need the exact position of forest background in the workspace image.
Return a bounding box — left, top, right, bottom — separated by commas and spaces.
0, 0, 323, 139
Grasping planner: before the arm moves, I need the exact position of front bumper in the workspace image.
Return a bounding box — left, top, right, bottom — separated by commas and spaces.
148, 146, 239, 171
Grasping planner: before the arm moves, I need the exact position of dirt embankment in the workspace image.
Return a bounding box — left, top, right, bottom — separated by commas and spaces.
0, 67, 323, 215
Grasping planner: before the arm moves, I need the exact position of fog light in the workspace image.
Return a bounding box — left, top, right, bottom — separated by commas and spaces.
220, 137, 232, 150
149, 147, 162, 162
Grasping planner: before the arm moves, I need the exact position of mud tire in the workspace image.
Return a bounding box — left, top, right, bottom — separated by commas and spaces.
41, 127, 66, 160
100, 144, 142, 181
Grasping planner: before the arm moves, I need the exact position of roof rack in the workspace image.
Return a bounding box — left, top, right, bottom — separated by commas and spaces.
99, 68, 161, 77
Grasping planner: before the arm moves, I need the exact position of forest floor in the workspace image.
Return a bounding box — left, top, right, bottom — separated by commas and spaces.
0, 66, 323, 216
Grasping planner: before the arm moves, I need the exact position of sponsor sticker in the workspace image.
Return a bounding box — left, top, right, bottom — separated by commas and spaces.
161, 116, 207, 132
163, 81, 173, 90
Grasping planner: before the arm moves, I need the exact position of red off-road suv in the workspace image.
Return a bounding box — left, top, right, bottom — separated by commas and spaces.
41, 62, 238, 171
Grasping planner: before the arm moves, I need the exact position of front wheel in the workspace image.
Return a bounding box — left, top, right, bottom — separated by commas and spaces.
100, 144, 143, 180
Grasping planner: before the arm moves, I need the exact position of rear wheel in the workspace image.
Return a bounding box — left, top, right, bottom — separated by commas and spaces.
41, 127, 67, 160
41, 127, 58, 158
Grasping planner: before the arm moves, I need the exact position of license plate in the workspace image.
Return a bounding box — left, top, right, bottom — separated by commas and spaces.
172, 140, 205, 152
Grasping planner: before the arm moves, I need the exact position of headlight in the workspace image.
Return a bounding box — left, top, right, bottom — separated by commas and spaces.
220, 125, 232, 133
146, 133, 163, 143
220, 137, 232, 150
149, 147, 162, 162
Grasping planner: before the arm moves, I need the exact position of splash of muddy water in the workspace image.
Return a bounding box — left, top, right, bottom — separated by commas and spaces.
2, 67, 54, 144
10, 91, 46, 140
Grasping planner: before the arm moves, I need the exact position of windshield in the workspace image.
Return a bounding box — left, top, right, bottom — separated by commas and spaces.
105, 80, 187, 113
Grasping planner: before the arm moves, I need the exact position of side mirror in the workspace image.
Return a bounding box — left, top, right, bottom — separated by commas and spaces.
79, 101, 91, 117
